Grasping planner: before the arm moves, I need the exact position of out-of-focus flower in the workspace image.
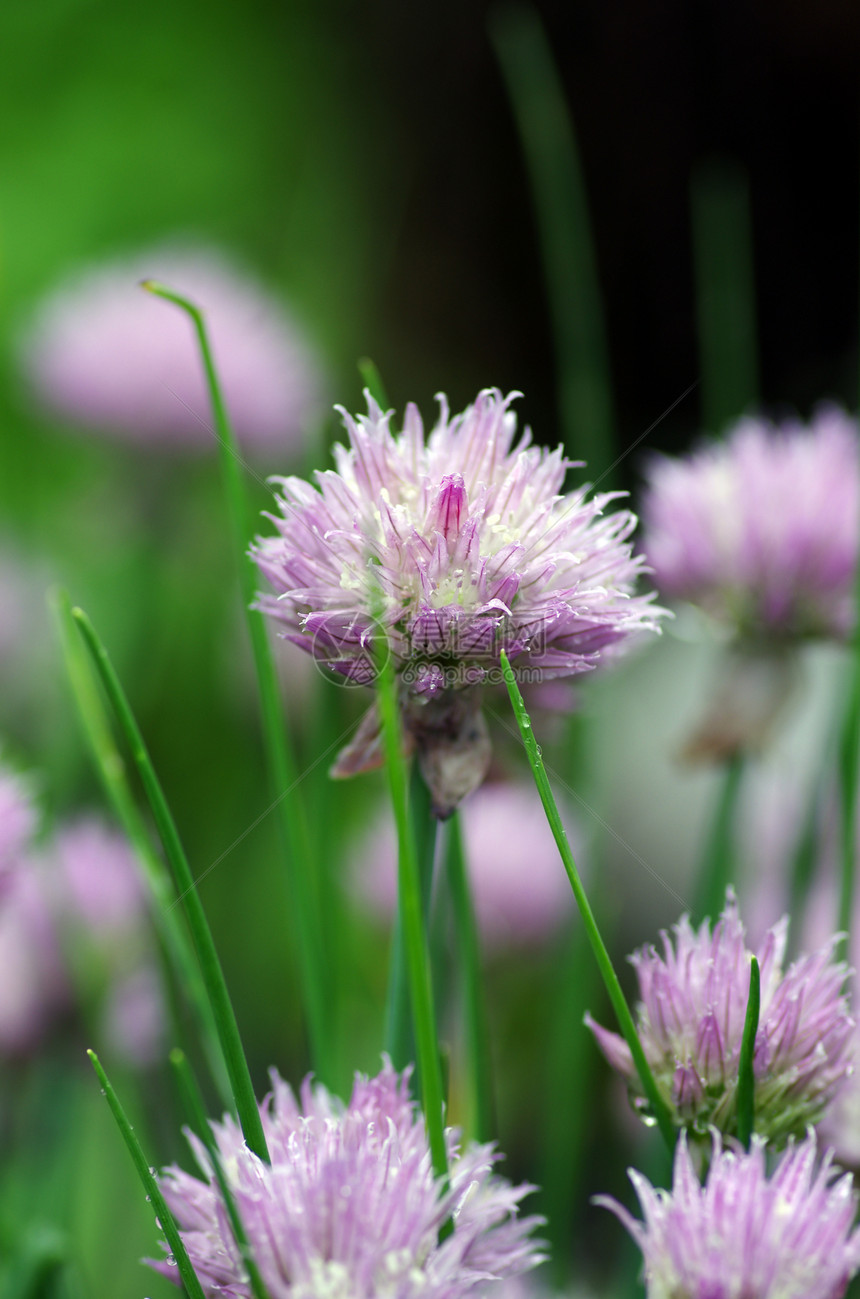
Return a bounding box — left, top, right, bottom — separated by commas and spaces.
0, 857, 66, 1052
151, 1060, 544, 1298
354, 781, 575, 951
253, 388, 662, 814
586, 891, 853, 1144
51, 816, 147, 936
19, 244, 326, 455
641, 407, 860, 643
597, 1131, 860, 1299
0, 802, 162, 1062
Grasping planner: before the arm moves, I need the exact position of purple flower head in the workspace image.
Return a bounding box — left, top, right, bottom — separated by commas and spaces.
253, 389, 662, 813
151, 1059, 544, 1299
641, 407, 860, 642
354, 781, 575, 951
19, 244, 326, 455
586, 891, 854, 1144
597, 1130, 860, 1299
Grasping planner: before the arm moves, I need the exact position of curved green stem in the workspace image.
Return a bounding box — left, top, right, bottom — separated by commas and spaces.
88, 1050, 206, 1299
142, 280, 331, 1085
53, 588, 231, 1107
500, 651, 675, 1152
72, 606, 269, 1164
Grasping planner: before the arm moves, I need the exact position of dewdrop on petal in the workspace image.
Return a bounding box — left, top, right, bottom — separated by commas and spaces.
149, 1059, 545, 1299
253, 388, 663, 814
597, 1131, 860, 1299
18, 243, 326, 456
585, 890, 854, 1145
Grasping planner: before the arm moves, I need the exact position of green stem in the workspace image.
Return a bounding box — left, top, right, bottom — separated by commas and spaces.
87, 1050, 206, 1299
736, 956, 760, 1149
695, 754, 745, 925
489, 2, 614, 479
142, 280, 331, 1085
500, 651, 675, 1152
690, 159, 759, 433
444, 813, 495, 1143
52, 588, 232, 1107
169, 1051, 270, 1299
72, 606, 269, 1164
357, 358, 390, 410
384, 766, 438, 1076
376, 659, 449, 1185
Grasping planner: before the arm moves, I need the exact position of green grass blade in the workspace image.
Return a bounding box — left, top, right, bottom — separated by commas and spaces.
375, 653, 449, 1185
142, 280, 332, 1086
71, 605, 269, 1164
736, 956, 760, 1149
169, 1051, 271, 1299
357, 358, 390, 410
384, 766, 438, 1076
87, 1050, 206, 1299
490, 2, 615, 478
52, 587, 232, 1107
443, 813, 495, 1143
499, 651, 675, 1151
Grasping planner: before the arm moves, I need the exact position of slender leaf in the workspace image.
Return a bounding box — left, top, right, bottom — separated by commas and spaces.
500, 651, 675, 1151
71, 606, 269, 1163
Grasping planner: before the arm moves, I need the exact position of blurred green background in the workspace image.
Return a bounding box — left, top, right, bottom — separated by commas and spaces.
0, 2, 858, 1297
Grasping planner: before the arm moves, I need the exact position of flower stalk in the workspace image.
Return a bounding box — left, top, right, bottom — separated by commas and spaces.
143, 280, 332, 1085
500, 650, 676, 1152
71, 606, 269, 1164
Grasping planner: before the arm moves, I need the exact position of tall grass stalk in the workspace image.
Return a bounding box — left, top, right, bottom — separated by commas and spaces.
142, 281, 332, 1085
71, 606, 269, 1164
500, 651, 675, 1152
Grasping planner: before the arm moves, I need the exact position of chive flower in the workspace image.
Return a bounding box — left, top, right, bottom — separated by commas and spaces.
585, 891, 853, 1144
18, 244, 326, 455
253, 388, 661, 813
640, 407, 860, 642
150, 1060, 544, 1298
597, 1131, 860, 1299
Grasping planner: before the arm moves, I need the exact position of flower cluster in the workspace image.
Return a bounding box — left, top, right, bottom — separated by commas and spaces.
18, 244, 326, 455
640, 407, 860, 642
598, 1131, 860, 1299
586, 891, 853, 1144
151, 1060, 544, 1299
253, 388, 661, 811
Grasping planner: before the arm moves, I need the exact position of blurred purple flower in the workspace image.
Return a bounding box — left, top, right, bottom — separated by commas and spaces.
354, 781, 575, 951
19, 244, 326, 455
0, 802, 162, 1061
51, 815, 147, 935
0, 856, 67, 1052
641, 407, 860, 641
598, 1131, 860, 1299
586, 891, 853, 1144
254, 388, 662, 812
151, 1059, 544, 1298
